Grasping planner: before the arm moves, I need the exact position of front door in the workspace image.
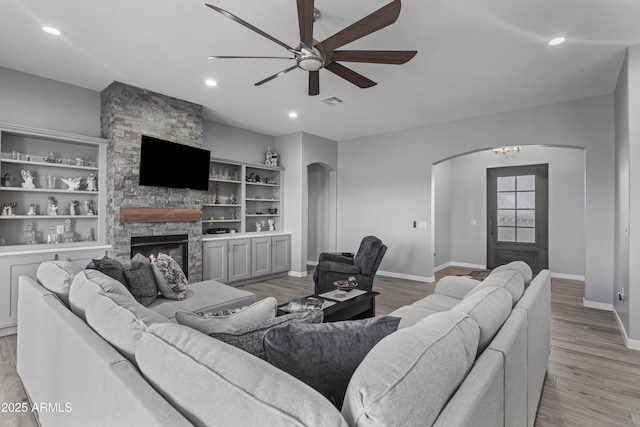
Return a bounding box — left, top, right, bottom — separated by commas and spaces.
487, 164, 548, 273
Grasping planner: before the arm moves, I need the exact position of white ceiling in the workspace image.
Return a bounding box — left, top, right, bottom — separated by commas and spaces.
1, 0, 639, 141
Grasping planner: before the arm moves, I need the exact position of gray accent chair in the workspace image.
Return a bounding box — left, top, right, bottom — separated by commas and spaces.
313, 236, 387, 295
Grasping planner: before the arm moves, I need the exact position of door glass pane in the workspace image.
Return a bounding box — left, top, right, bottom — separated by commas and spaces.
517, 210, 535, 227
497, 176, 515, 192
498, 227, 516, 242
517, 175, 535, 191
497, 210, 515, 226
497, 192, 516, 209
517, 228, 535, 243
517, 191, 535, 209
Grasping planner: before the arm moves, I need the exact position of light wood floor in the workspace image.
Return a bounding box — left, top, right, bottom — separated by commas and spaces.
1, 267, 639, 426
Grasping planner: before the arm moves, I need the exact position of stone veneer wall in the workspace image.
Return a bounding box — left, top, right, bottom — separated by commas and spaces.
100, 82, 204, 281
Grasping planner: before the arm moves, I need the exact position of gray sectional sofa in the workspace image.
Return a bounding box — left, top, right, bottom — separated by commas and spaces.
17, 260, 550, 426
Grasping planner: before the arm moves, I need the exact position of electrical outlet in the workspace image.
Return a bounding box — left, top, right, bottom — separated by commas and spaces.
618, 287, 625, 301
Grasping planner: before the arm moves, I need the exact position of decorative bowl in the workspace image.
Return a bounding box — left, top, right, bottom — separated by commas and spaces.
333, 279, 358, 292
268, 208, 278, 214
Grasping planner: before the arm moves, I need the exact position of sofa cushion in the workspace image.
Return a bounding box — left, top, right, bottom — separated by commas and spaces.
86, 256, 130, 289
451, 286, 512, 353
491, 260, 533, 287
411, 293, 461, 312
342, 311, 479, 427
175, 297, 277, 334
136, 323, 347, 427
210, 309, 324, 359
147, 280, 256, 321
387, 305, 438, 329
85, 292, 169, 364
123, 253, 158, 307
151, 253, 188, 301
263, 316, 400, 409
36, 260, 83, 307
69, 269, 134, 321
467, 269, 524, 306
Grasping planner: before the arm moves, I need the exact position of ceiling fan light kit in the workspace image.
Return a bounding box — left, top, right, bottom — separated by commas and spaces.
205, 0, 417, 95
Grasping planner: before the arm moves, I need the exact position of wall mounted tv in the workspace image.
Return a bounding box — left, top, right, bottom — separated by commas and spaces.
139, 135, 210, 191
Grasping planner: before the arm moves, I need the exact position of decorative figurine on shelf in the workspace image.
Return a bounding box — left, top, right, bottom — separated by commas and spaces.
62, 219, 74, 243
85, 228, 94, 241
229, 193, 238, 205
268, 219, 275, 231
1, 173, 15, 187
83, 199, 94, 216
256, 221, 262, 232
214, 184, 220, 204
43, 152, 61, 163
60, 177, 81, 191
23, 222, 36, 245
0, 231, 5, 246
86, 173, 97, 191
265, 148, 278, 167
230, 208, 238, 220
27, 204, 36, 216
21, 170, 36, 189
47, 226, 58, 244
2, 203, 16, 216
46, 175, 57, 189
47, 197, 58, 216
69, 200, 79, 216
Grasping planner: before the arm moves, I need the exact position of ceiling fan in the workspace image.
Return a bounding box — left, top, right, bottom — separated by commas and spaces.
205, 0, 417, 96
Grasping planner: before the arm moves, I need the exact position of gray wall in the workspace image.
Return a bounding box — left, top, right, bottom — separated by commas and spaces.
338, 95, 614, 305
308, 163, 332, 262
0, 67, 101, 136
202, 120, 274, 164
435, 146, 585, 277
433, 161, 452, 268
614, 46, 640, 342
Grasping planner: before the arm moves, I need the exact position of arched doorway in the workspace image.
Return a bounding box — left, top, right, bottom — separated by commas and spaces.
307, 162, 336, 265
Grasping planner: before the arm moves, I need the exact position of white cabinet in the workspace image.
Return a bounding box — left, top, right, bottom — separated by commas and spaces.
203, 234, 290, 284
0, 245, 110, 336
0, 123, 107, 248
202, 158, 283, 236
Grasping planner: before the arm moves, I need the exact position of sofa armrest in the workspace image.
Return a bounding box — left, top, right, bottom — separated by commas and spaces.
318, 261, 361, 275
318, 252, 355, 265
434, 276, 481, 299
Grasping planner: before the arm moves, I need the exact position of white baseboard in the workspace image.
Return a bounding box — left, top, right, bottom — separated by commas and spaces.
377, 270, 433, 283
551, 272, 585, 281
582, 297, 613, 312
443, 262, 487, 270
307, 261, 318, 266
288, 270, 307, 278
613, 309, 640, 351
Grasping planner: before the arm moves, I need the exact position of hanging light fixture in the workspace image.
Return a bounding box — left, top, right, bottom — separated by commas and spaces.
493, 146, 521, 158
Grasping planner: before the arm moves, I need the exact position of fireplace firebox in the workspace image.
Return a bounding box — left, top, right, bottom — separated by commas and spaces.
131, 234, 189, 278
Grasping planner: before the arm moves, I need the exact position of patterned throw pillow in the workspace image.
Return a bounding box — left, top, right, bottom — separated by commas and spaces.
151, 253, 188, 301
175, 297, 277, 334
123, 253, 158, 306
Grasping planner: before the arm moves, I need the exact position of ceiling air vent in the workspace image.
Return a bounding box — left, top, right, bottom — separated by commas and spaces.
321, 96, 344, 105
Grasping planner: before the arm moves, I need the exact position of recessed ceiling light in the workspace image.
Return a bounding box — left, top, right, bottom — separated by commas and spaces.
205, 79, 218, 87
42, 26, 63, 36
288, 112, 298, 119
548, 37, 566, 46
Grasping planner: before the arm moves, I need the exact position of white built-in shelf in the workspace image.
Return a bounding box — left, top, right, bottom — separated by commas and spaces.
246, 182, 279, 187
0, 187, 98, 195
209, 178, 241, 184
202, 219, 242, 223
245, 198, 279, 202
246, 214, 280, 217
1, 158, 98, 171
202, 204, 242, 207
0, 215, 96, 220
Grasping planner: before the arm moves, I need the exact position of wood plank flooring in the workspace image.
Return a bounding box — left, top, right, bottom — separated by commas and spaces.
1, 267, 639, 426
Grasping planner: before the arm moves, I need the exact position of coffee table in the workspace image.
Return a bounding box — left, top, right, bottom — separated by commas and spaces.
277, 290, 379, 322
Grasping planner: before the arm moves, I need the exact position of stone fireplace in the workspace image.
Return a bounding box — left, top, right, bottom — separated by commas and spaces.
100, 81, 205, 281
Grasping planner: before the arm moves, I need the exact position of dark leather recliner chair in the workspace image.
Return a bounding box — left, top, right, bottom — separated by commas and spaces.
313, 236, 387, 295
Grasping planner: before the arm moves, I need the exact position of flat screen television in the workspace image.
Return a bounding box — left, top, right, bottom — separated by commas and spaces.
139, 135, 210, 191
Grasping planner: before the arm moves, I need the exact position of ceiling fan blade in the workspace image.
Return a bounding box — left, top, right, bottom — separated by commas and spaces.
331, 50, 417, 64
309, 71, 319, 96
208, 56, 295, 60
321, 0, 401, 52
324, 62, 376, 88
297, 0, 315, 48
255, 65, 299, 86
205, 4, 296, 52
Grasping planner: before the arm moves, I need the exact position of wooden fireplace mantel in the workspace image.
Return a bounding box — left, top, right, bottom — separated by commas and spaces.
120, 208, 201, 223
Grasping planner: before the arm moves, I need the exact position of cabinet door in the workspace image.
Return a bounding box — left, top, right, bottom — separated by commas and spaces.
251, 237, 272, 277
271, 235, 290, 274
228, 239, 251, 282
203, 240, 228, 282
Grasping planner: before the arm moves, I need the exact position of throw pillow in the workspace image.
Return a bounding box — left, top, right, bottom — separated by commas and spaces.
123, 253, 158, 306
210, 309, 324, 359
263, 315, 401, 409
86, 256, 130, 289
175, 297, 277, 334
36, 260, 83, 307
150, 253, 188, 300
